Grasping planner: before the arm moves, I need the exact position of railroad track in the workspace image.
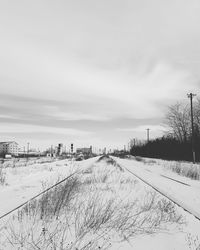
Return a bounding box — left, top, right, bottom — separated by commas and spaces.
160, 174, 190, 186
122, 165, 200, 221
1, 155, 200, 224
0, 170, 79, 221
145, 168, 191, 186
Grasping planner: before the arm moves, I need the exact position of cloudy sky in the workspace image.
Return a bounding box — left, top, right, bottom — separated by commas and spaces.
0, 0, 199, 150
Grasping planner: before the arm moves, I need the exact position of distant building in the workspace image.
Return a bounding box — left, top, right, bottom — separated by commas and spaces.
76, 146, 92, 155
0, 141, 19, 156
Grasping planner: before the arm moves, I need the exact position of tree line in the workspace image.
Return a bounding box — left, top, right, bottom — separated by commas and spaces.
130, 98, 200, 162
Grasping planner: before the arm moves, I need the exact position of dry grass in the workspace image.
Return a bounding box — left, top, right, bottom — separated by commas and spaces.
186, 233, 200, 250
133, 156, 200, 180
97, 155, 124, 172
0, 157, 184, 249
156, 160, 200, 180
1, 157, 55, 169
166, 162, 200, 180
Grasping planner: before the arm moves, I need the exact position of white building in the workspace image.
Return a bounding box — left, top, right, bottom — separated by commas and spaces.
0, 141, 19, 156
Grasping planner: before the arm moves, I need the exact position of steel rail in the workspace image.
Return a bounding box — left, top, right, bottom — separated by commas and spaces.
123, 166, 200, 221
0, 171, 79, 220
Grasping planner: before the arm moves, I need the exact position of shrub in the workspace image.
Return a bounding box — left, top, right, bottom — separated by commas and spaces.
166, 162, 200, 180
1, 161, 184, 249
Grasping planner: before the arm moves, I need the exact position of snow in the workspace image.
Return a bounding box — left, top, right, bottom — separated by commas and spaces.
114, 157, 200, 218
111, 156, 200, 250
0, 156, 200, 249
0, 157, 98, 219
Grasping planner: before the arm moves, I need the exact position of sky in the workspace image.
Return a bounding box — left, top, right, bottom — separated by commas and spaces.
0, 0, 199, 151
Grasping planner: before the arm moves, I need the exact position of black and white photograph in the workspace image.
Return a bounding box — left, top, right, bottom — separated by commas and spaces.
0, 0, 200, 249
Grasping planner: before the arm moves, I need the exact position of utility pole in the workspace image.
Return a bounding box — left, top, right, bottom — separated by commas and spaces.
134, 138, 136, 156
146, 129, 150, 143
187, 93, 196, 164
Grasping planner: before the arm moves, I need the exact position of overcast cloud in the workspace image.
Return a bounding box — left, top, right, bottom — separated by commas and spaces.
0, 0, 199, 150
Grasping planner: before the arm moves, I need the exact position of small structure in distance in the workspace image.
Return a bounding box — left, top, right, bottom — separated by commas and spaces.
76, 146, 93, 159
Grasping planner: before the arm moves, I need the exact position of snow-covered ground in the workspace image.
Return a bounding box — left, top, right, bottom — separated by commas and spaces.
0, 157, 98, 219
0, 156, 200, 249
112, 156, 200, 250
114, 157, 200, 217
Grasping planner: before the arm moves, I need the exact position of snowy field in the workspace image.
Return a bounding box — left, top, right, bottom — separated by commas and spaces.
0, 157, 55, 168
115, 156, 200, 217
0, 157, 97, 218
0, 156, 200, 249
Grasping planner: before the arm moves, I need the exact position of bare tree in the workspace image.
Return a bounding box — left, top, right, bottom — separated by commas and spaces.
165, 102, 190, 143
